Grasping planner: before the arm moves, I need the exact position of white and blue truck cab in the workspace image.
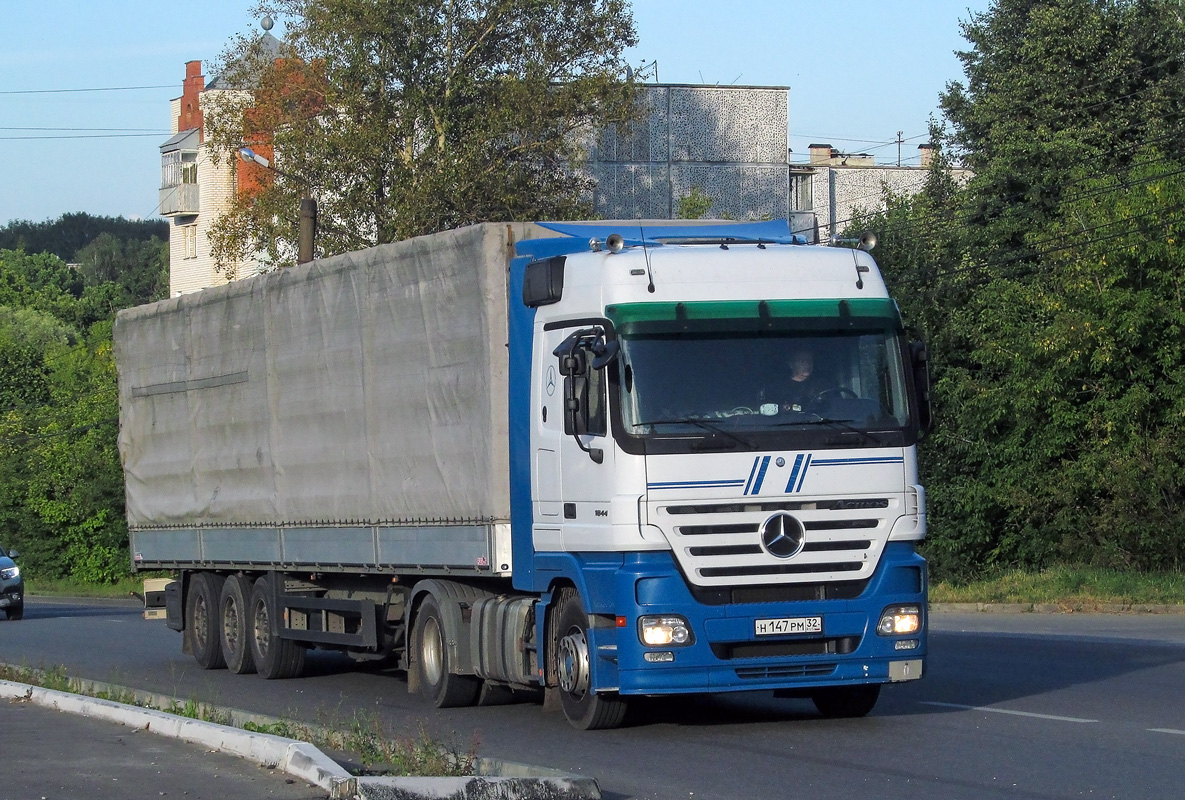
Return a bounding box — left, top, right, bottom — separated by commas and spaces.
509, 220, 931, 727
117, 219, 930, 731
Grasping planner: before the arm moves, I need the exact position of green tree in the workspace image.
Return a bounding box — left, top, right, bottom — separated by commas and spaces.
0, 241, 145, 583
0, 213, 166, 262
676, 186, 713, 220
204, 0, 639, 274
75, 234, 169, 306
861, 1, 1185, 578
939, 0, 1185, 250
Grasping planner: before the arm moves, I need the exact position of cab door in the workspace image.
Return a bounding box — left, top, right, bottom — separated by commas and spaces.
534, 323, 616, 552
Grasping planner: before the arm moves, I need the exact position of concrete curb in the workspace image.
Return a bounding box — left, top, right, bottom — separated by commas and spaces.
0, 679, 351, 797
930, 602, 1185, 614
0, 679, 600, 800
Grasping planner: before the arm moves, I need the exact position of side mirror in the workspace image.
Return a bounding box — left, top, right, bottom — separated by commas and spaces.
552, 327, 611, 462
909, 340, 934, 437
6, 549, 17, 560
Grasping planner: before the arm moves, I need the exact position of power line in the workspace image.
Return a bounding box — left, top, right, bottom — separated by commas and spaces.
0, 85, 174, 95
0, 126, 169, 133
894, 201, 1185, 287
0, 133, 168, 140
817, 118, 1185, 243
0, 133, 169, 141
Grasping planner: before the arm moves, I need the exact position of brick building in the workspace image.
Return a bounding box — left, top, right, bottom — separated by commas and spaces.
159, 35, 280, 296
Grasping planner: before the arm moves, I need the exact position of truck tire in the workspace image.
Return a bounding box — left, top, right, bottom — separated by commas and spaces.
553, 588, 627, 730
187, 572, 226, 670
219, 575, 256, 675
412, 595, 480, 708
811, 684, 881, 718
248, 575, 306, 680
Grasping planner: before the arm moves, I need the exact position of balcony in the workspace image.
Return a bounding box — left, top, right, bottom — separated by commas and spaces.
160, 183, 199, 216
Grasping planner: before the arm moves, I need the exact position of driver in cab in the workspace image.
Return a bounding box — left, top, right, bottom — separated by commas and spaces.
781, 346, 822, 413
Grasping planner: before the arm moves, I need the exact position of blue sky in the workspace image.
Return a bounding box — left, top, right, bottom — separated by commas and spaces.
0, 0, 989, 226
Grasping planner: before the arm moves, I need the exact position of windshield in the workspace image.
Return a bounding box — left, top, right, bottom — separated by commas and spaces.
613, 313, 914, 452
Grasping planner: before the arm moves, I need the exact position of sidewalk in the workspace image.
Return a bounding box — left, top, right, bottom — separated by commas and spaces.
1, 697, 325, 800
0, 678, 600, 800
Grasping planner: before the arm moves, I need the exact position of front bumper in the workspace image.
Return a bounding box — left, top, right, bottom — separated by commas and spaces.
598, 542, 927, 696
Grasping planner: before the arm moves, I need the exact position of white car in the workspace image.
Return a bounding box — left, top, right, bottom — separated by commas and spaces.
0, 545, 23, 620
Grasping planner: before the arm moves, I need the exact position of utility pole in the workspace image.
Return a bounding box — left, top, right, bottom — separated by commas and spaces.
896, 131, 904, 167
298, 197, 317, 265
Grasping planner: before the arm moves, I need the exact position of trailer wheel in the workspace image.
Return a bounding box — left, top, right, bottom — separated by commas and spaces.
248, 575, 306, 680
811, 684, 881, 718
553, 588, 627, 730
412, 595, 480, 708
187, 572, 226, 670
219, 575, 256, 675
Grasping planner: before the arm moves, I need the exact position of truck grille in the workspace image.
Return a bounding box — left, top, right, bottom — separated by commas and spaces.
653, 497, 896, 588
735, 663, 837, 680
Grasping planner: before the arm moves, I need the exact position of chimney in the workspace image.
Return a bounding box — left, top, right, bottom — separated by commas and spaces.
917, 143, 935, 169
179, 60, 205, 139
809, 143, 835, 165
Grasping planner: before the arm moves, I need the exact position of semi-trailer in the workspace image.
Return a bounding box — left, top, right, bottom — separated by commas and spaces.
115, 219, 931, 729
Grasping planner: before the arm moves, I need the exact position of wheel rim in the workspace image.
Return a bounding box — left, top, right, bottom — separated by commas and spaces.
558, 628, 590, 698
421, 615, 444, 685
193, 593, 210, 650
223, 598, 240, 654
253, 599, 270, 655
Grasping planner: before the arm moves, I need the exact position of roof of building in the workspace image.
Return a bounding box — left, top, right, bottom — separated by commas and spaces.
205, 32, 283, 90
160, 128, 200, 152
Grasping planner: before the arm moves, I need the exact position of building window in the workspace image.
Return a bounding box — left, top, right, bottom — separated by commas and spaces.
790, 172, 813, 212
182, 225, 198, 259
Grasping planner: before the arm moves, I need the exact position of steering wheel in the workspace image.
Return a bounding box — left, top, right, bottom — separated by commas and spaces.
727, 406, 754, 416
806, 387, 859, 409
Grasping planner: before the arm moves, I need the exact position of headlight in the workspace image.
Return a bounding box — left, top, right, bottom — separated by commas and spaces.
877, 605, 920, 636
0, 566, 18, 581
638, 615, 694, 647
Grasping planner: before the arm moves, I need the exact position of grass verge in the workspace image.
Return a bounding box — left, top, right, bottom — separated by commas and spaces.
931, 566, 1185, 606
0, 662, 475, 777
25, 575, 167, 600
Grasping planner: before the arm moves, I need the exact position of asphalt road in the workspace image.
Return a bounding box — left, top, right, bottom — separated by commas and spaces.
2, 597, 1183, 800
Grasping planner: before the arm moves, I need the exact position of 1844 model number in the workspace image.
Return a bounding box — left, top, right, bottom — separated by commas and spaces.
754, 615, 823, 636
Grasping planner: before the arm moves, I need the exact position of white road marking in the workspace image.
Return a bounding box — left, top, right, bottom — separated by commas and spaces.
921, 701, 1097, 723
1148, 728, 1185, 736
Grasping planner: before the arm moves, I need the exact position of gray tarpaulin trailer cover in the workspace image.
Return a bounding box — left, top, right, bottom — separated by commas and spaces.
114, 222, 551, 574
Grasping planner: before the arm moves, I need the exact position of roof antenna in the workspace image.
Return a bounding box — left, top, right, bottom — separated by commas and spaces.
640, 225, 656, 293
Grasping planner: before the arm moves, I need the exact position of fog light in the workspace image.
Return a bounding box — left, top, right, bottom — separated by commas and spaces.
639, 615, 693, 647
895, 639, 919, 651
877, 605, 921, 636
644, 651, 674, 663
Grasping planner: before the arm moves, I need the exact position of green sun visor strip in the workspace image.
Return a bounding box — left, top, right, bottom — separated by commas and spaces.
606, 298, 901, 329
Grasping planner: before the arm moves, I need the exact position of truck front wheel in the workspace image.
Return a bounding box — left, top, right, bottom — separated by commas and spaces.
553, 588, 627, 730
248, 575, 306, 679
811, 684, 881, 718
412, 595, 480, 708
187, 572, 226, 670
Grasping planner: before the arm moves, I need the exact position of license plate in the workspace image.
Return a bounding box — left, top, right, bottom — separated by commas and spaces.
754, 615, 822, 636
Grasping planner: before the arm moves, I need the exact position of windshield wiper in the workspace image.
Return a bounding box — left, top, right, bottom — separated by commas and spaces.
631, 418, 757, 450
777, 416, 883, 445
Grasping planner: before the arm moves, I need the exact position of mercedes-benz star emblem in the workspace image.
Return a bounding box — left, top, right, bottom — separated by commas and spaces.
759, 512, 806, 559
